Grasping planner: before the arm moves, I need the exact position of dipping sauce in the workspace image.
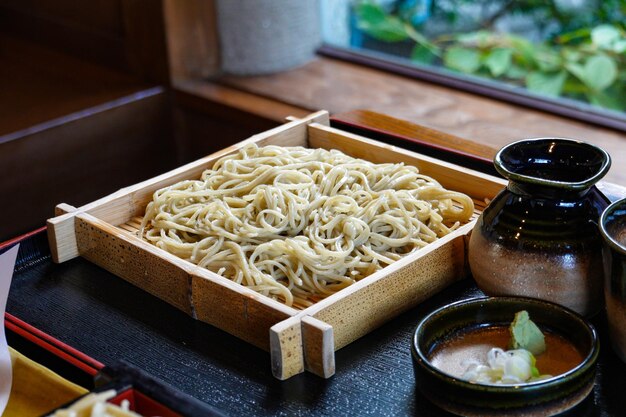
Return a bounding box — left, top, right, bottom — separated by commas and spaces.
429, 325, 584, 381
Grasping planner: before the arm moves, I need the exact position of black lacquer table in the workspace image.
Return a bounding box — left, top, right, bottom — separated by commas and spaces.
5, 114, 626, 416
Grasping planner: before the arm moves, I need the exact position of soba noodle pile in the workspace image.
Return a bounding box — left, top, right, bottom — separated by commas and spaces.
140, 144, 474, 307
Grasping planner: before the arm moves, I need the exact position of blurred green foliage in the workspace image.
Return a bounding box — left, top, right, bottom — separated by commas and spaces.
355, 0, 626, 111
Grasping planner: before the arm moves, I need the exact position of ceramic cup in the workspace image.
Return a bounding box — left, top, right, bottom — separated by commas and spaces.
599, 198, 626, 363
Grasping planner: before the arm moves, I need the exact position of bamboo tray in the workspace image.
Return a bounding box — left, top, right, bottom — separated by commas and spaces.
46, 111, 505, 380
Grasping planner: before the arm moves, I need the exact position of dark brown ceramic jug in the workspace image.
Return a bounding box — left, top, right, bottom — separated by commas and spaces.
468, 138, 611, 316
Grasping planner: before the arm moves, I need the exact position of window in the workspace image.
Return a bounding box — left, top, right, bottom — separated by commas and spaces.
320, 0, 626, 131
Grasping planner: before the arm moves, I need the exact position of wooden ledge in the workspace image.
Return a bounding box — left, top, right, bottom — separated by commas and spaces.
0, 34, 151, 138
174, 56, 626, 185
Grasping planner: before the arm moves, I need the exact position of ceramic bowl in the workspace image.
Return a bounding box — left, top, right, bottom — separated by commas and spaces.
411, 297, 599, 417
599, 197, 626, 362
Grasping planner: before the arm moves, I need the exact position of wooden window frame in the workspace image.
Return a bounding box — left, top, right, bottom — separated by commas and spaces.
318, 44, 626, 133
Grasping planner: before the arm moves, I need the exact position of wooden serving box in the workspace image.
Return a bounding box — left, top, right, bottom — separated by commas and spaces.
46, 111, 505, 380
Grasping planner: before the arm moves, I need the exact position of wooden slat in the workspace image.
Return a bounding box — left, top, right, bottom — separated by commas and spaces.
75, 212, 195, 315
332, 109, 497, 163
192, 273, 296, 350
270, 316, 305, 380
47, 204, 78, 263
302, 316, 335, 378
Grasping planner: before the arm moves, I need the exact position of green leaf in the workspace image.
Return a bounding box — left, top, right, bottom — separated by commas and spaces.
558, 27, 592, 44
505, 64, 527, 79
584, 55, 618, 91
613, 39, 626, 53
411, 44, 438, 65
484, 48, 513, 77
355, 3, 386, 25
561, 78, 588, 94
444, 47, 481, 73
534, 47, 562, 72
587, 90, 626, 111
591, 25, 620, 49
526, 71, 567, 97
565, 62, 587, 83
509, 311, 546, 355
355, 3, 409, 42
509, 36, 536, 67
456, 30, 493, 48
562, 48, 582, 63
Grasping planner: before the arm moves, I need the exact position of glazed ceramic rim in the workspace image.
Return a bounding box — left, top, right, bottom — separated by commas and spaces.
494, 137, 611, 191
412, 296, 599, 394
599, 197, 626, 254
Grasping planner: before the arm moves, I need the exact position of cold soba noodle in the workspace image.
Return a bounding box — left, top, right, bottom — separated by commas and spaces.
141, 144, 474, 307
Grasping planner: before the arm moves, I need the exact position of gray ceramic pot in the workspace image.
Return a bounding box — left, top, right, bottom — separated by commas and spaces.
216, 0, 321, 75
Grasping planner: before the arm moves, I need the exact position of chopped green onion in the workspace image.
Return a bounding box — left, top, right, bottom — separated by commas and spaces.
462, 348, 552, 385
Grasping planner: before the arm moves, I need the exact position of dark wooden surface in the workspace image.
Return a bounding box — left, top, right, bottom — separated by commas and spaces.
6, 232, 626, 417
163, 0, 219, 82
0, 34, 149, 137
172, 105, 276, 163
4, 115, 626, 416
0, 2, 167, 242
0, 88, 176, 242
0, 0, 169, 82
